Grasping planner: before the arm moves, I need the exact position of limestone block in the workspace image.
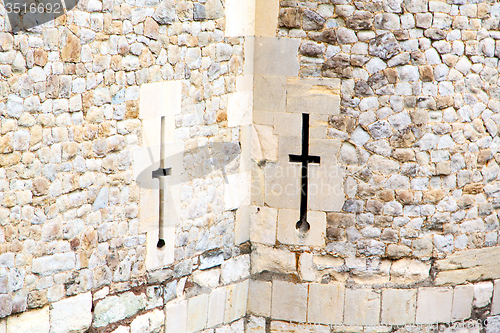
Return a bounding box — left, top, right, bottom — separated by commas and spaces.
255, 0, 279, 37
452, 285, 473, 321
241, 125, 253, 173
247, 316, 266, 333
208, 287, 226, 328
7, 306, 49, 333
492, 280, 500, 315
307, 283, 344, 325
139, 81, 182, 119
224, 280, 249, 323
474, 282, 493, 308
225, 171, 251, 211
308, 163, 345, 212
271, 281, 308, 322
50, 292, 92, 333
187, 294, 209, 333
31, 253, 76, 276
251, 160, 265, 206
94, 292, 147, 327
390, 259, 431, 283
235, 206, 250, 245
225, 0, 255, 37
228, 91, 253, 127
254, 37, 300, 76
221, 255, 250, 285
277, 209, 326, 246
247, 280, 272, 317
435, 246, 500, 285
146, 226, 175, 271
381, 289, 416, 325
274, 113, 301, 136
251, 244, 296, 274
236, 75, 254, 93
0, 320, 4, 333
250, 205, 277, 245
415, 287, 453, 324
244, 37, 255, 76
264, 161, 301, 210
270, 321, 329, 333
299, 253, 317, 282
165, 300, 187, 333
344, 289, 381, 326
254, 75, 287, 113
252, 125, 278, 161
286, 77, 341, 115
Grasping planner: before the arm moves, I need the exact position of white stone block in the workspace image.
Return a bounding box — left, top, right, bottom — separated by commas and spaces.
307, 283, 344, 325
252, 125, 278, 161
416, 287, 453, 324
221, 255, 250, 285
50, 292, 92, 333
277, 209, 326, 246
381, 289, 416, 325
145, 226, 175, 270
225, 280, 249, 324
254, 37, 301, 76
452, 285, 473, 321
251, 244, 296, 275
225, 0, 255, 37
235, 206, 250, 245
473, 281, 493, 308
493, 280, 500, 315
286, 78, 341, 115
264, 161, 301, 210
246, 315, 266, 333
165, 300, 187, 333
250, 205, 277, 245
247, 280, 272, 317
270, 321, 329, 333
308, 164, 345, 212
208, 287, 226, 328
274, 113, 302, 136
344, 289, 381, 326
187, 294, 209, 333
254, 75, 287, 113
139, 81, 182, 119
7, 306, 50, 333
271, 281, 308, 322
228, 91, 253, 127
225, 171, 251, 211
0, 320, 5, 333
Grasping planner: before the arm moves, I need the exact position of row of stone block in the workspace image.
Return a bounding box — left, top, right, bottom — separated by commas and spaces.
247, 279, 500, 327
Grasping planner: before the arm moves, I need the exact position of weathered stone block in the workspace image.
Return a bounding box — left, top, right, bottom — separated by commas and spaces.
50, 292, 92, 333
416, 287, 453, 324
250, 206, 277, 245
255, 0, 279, 37
271, 281, 308, 322
225, 0, 255, 37
224, 280, 249, 323
452, 285, 473, 321
254, 75, 287, 113
32, 253, 76, 276
93, 292, 147, 327
307, 283, 344, 325
286, 77, 341, 115
381, 289, 416, 325
390, 259, 430, 283
139, 81, 182, 119
270, 321, 330, 333
344, 289, 381, 326
264, 161, 301, 210
254, 37, 300, 76
165, 300, 187, 333
251, 244, 296, 275
208, 287, 226, 328
7, 306, 49, 333
228, 91, 253, 127
225, 171, 251, 211
247, 280, 272, 317
277, 209, 326, 246
492, 280, 500, 315
187, 294, 208, 333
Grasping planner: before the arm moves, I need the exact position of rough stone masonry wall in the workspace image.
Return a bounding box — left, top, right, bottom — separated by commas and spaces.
247, 0, 500, 331
0, 0, 254, 331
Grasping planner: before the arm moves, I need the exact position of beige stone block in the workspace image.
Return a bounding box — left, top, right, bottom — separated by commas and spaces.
50, 292, 92, 333
308, 164, 345, 212
225, 171, 251, 211
254, 37, 300, 76
139, 182, 159, 233
252, 125, 278, 161
228, 91, 253, 127
235, 206, 250, 245
240, 125, 253, 173
251, 160, 265, 206
165, 300, 187, 333
271, 281, 308, 322
254, 111, 274, 125
251, 244, 296, 274
145, 226, 175, 270
225, 0, 255, 37
286, 77, 341, 115
250, 205, 277, 245
247, 280, 272, 316
390, 259, 431, 283
344, 289, 381, 326
274, 112, 301, 136
244, 37, 255, 76
299, 253, 317, 282
139, 81, 182, 119
493, 279, 500, 315
264, 161, 301, 209
247, 316, 266, 333
416, 287, 453, 324
307, 283, 345, 325
187, 294, 209, 333
435, 246, 500, 285
141, 116, 175, 147
277, 209, 326, 246
278, 136, 301, 161
255, 0, 278, 37
236, 75, 253, 92
208, 287, 226, 328
452, 285, 473, 321
381, 289, 416, 325
309, 139, 341, 165
7, 306, 50, 333
254, 75, 287, 113
225, 280, 249, 323
270, 321, 330, 333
